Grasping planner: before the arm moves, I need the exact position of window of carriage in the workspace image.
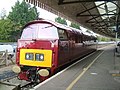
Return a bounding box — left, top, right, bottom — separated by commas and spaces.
58, 28, 68, 40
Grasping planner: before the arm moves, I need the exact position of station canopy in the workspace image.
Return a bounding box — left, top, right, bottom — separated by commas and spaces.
25, 0, 120, 38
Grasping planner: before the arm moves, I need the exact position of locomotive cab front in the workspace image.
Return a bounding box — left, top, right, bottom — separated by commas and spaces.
12, 21, 59, 82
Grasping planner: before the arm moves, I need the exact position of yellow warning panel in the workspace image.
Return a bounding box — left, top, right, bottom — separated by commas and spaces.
20, 49, 52, 67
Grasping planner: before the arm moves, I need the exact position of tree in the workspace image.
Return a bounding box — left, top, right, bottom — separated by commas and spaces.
55, 17, 67, 25
0, 19, 19, 41
8, 1, 39, 26
70, 23, 80, 29
8, 1, 39, 28
7, 1, 39, 41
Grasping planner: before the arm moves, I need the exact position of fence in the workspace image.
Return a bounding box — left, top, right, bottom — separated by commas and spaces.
0, 50, 15, 66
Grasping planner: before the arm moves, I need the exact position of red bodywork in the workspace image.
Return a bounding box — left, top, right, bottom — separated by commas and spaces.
16, 20, 97, 82
16, 39, 58, 81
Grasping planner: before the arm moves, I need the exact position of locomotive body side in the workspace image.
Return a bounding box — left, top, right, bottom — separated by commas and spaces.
57, 28, 97, 68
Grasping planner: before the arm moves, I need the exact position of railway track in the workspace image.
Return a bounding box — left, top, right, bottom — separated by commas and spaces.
0, 70, 17, 82
20, 82, 39, 90
0, 78, 37, 90
0, 71, 39, 90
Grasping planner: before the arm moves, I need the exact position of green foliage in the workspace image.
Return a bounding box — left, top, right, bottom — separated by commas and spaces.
55, 17, 67, 25
101, 37, 106, 41
8, 1, 39, 26
97, 36, 111, 42
0, 1, 39, 42
70, 23, 80, 29
0, 19, 19, 41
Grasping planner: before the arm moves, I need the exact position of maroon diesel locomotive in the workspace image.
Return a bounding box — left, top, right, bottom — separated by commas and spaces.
12, 19, 97, 82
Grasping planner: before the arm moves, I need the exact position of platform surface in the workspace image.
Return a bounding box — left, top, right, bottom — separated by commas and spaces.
33, 44, 120, 90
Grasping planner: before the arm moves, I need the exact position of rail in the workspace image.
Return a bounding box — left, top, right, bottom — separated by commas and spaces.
0, 82, 20, 90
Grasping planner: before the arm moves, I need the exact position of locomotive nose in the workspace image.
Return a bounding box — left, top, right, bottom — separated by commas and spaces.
12, 65, 21, 73
38, 69, 49, 77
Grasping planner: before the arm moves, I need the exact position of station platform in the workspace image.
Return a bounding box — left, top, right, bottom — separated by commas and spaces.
32, 44, 120, 90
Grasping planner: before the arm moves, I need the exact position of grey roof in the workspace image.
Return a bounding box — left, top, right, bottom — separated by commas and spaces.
25, 0, 120, 38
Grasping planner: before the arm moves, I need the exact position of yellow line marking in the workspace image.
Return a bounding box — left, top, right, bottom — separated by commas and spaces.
112, 74, 120, 77
66, 51, 104, 90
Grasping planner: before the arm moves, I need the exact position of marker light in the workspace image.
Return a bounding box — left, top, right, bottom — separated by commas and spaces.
25, 53, 34, 60
35, 53, 44, 61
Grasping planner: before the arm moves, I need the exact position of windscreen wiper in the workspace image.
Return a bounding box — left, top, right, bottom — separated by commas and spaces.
42, 25, 53, 29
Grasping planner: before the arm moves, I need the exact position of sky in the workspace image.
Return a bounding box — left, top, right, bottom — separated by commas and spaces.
0, 0, 18, 15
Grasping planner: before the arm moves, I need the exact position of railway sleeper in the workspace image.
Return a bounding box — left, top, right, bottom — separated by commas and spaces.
0, 81, 20, 90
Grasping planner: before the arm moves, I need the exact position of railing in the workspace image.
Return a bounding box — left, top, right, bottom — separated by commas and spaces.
0, 50, 15, 66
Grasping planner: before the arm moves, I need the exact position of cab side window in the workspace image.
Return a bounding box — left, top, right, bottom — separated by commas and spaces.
58, 28, 68, 40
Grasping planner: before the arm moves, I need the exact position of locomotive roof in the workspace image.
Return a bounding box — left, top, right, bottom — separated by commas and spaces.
23, 19, 72, 31
82, 31, 97, 37
23, 19, 96, 37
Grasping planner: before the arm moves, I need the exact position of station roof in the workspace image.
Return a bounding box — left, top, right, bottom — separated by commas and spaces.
25, 0, 120, 38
